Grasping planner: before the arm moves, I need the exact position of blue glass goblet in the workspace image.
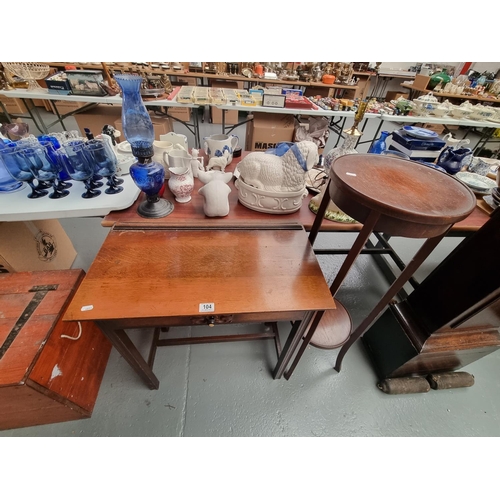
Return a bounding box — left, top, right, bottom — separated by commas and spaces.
62, 141, 101, 199
38, 135, 72, 188
0, 142, 24, 193
22, 144, 70, 199
0, 146, 48, 198
86, 141, 123, 195
97, 134, 124, 186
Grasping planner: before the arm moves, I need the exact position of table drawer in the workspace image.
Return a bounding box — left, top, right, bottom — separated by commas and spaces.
105, 311, 305, 330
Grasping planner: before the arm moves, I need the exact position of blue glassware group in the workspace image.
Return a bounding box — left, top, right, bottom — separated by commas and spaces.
0, 130, 123, 200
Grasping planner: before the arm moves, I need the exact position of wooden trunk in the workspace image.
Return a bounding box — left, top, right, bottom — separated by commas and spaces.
0, 269, 111, 430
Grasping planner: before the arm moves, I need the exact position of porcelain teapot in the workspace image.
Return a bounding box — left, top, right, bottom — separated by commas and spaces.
203, 133, 239, 166
436, 146, 473, 175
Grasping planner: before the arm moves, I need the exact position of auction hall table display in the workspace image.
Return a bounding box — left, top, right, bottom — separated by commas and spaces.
3, 87, 499, 155
278, 154, 477, 380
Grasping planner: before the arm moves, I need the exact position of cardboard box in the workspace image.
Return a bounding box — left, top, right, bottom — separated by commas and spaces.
413, 74, 431, 90
245, 112, 295, 152
0, 96, 28, 115
49, 100, 94, 115
421, 123, 445, 135
0, 269, 111, 430
114, 114, 174, 141
166, 106, 191, 122
178, 77, 198, 86
385, 91, 409, 101
210, 81, 239, 125
73, 104, 123, 138
0, 220, 77, 274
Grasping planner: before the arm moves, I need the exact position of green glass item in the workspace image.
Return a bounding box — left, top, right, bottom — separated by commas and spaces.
428, 70, 451, 90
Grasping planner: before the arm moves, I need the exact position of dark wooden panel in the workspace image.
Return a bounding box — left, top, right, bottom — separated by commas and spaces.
0, 385, 88, 431
408, 208, 500, 332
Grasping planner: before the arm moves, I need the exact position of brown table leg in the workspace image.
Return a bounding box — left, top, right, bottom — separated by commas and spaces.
329, 210, 380, 296
273, 311, 315, 379
308, 179, 331, 246
333, 233, 447, 372
284, 309, 325, 380
279, 210, 381, 379
96, 321, 160, 390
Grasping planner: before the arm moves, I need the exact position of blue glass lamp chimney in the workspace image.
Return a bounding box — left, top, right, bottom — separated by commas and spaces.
114, 73, 173, 218
114, 74, 155, 159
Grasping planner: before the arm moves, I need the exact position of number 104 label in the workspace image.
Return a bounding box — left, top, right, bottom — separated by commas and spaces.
199, 303, 215, 312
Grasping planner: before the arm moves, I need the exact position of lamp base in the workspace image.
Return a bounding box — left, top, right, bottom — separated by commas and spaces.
137, 197, 174, 218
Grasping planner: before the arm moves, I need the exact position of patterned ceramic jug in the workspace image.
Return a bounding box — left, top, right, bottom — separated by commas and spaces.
203, 134, 239, 166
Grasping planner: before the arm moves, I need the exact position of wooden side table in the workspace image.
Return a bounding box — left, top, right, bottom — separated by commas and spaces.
281, 154, 477, 379
62, 225, 335, 389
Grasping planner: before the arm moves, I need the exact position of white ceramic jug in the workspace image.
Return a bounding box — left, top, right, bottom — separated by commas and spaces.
165, 149, 193, 171
203, 134, 239, 166
152, 140, 173, 167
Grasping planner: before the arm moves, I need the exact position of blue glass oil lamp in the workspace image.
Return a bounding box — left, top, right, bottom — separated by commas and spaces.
114, 74, 173, 218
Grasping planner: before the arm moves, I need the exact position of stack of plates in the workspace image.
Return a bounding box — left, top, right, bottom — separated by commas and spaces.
455, 171, 496, 195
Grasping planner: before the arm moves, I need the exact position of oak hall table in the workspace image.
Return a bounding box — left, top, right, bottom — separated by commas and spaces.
62, 226, 336, 389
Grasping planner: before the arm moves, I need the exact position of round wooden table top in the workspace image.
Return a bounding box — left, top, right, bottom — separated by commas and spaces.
329, 154, 477, 238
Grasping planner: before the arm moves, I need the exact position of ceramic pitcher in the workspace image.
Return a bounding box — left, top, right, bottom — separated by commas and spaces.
165, 149, 193, 171
168, 165, 194, 203
203, 134, 239, 166
436, 146, 473, 175
152, 140, 173, 172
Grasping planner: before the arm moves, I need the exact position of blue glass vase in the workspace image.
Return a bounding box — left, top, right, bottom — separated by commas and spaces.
114, 73, 173, 218
368, 131, 391, 154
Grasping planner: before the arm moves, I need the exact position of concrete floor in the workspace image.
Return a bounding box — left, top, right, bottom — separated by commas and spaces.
1, 108, 499, 438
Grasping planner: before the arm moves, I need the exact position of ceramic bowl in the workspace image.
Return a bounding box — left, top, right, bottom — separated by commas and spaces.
469, 107, 497, 121
456, 171, 497, 195
412, 100, 438, 116
431, 106, 448, 117
449, 107, 473, 119
234, 178, 307, 214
